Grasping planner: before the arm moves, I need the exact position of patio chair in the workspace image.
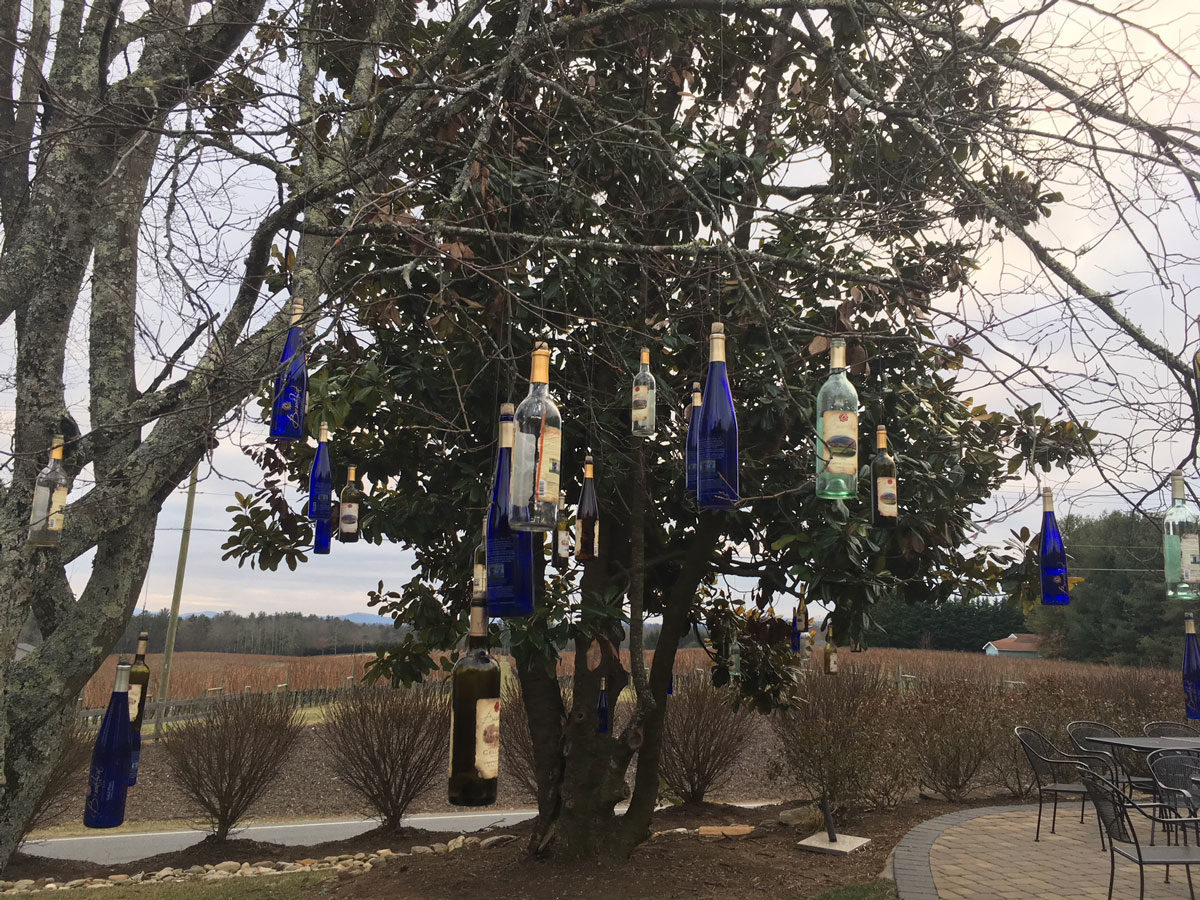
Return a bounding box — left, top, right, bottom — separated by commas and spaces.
1148, 749, 1200, 846
1015, 726, 1114, 845
1079, 766, 1200, 900
1146, 722, 1200, 739
1068, 720, 1156, 797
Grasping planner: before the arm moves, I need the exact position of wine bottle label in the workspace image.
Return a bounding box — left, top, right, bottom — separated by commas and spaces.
47, 486, 68, 531
339, 503, 359, 533
487, 538, 516, 599
475, 698, 500, 779
876, 477, 898, 517
632, 385, 650, 423
556, 527, 570, 558
821, 411, 858, 475
536, 427, 562, 503
575, 520, 599, 557
828, 651, 838, 673
127, 684, 143, 723
1184, 535, 1200, 583
593, 522, 599, 556
473, 562, 486, 598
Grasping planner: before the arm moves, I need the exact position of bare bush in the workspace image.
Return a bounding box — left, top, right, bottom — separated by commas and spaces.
18, 718, 91, 845
161, 693, 303, 841
910, 663, 1004, 802
500, 679, 541, 800
659, 671, 753, 804
316, 687, 448, 830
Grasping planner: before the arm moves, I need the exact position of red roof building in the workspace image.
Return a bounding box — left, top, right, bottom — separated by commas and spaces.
983, 633, 1043, 658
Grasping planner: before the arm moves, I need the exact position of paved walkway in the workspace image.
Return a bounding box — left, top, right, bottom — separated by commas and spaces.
893, 804, 1199, 899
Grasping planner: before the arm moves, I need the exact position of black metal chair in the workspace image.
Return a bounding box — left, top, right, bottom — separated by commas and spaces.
1069, 720, 1156, 797
1015, 726, 1113, 845
1079, 766, 1200, 900
1148, 749, 1200, 846
1146, 722, 1200, 739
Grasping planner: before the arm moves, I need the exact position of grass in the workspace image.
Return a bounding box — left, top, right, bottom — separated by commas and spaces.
807, 881, 898, 900
45, 872, 332, 898
24, 812, 368, 841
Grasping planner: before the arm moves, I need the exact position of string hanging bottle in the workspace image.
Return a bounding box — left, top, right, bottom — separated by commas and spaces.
632, 348, 657, 437
127, 634, 151, 786
84, 663, 132, 828
816, 338, 859, 500
310, 421, 333, 555
448, 599, 500, 806
1165, 470, 1200, 601
510, 342, 563, 531
871, 425, 898, 528
338, 465, 363, 543
487, 404, 535, 617
270, 298, 308, 441
27, 433, 68, 547
473, 518, 487, 602
1039, 488, 1069, 605
553, 519, 571, 572
696, 324, 738, 509
596, 677, 610, 734
685, 381, 702, 495
1184, 614, 1200, 720
791, 608, 806, 655
575, 456, 599, 562
824, 623, 838, 674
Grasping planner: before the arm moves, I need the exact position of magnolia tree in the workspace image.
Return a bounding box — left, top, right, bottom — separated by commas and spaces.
1, 0, 1197, 871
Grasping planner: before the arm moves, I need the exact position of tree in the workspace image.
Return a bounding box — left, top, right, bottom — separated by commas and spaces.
868, 598, 1026, 652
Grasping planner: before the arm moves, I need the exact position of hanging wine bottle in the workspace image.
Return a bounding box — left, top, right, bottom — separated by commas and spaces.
553, 519, 571, 572
127, 634, 151, 786
473, 520, 488, 602
510, 342, 562, 531
824, 625, 839, 674
448, 599, 500, 806
730, 636, 741, 679
338, 465, 363, 543
1040, 488, 1070, 605
791, 608, 806, 654
816, 338, 860, 500
596, 677, 610, 734
1185, 613, 1200, 720
667, 673, 674, 695
310, 421, 333, 555
696, 324, 738, 509
632, 348, 657, 437
575, 455, 599, 562
871, 425, 898, 528
270, 297, 308, 441
84, 663, 132, 828
27, 433, 69, 548
685, 381, 701, 495
1165, 470, 1200, 601
487, 404, 536, 617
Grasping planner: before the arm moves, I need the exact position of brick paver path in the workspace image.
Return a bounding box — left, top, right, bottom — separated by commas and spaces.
894, 804, 1200, 899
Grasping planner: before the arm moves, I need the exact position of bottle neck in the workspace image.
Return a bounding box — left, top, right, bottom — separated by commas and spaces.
830, 343, 846, 371
289, 298, 304, 325
1188, 616, 1197, 636
499, 417, 515, 449
467, 604, 488, 649
135, 638, 147, 660
692, 391, 702, 407
530, 350, 550, 385
709, 334, 726, 364
49, 436, 64, 461
348, 466, 357, 482
640, 349, 650, 369
584, 463, 594, 480
877, 430, 888, 451
526, 382, 549, 399
113, 665, 131, 693
319, 422, 330, 443
1042, 490, 1054, 513
1174, 475, 1187, 504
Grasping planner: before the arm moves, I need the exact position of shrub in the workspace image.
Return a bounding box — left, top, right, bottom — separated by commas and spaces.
316, 686, 448, 830
499, 679, 543, 801
161, 693, 303, 840
772, 663, 913, 812
659, 671, 753, 803
18, 717, 91, 845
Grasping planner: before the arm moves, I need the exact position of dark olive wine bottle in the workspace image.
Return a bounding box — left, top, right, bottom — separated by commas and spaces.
127, 633, 151, 786
575, 456, 599, 561
448, 601, 500, 806
871, 425, 898, 529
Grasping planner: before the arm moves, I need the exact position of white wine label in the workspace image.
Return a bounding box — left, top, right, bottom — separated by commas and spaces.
828, 650, 838, 673
556, 527, 571, 558
47, 486, 68, 531
475, 697, 500, 779
593, 522, 599, 557
511, 433, 537, 505
821, 411, 858, 475
536, 426, 562, 503
473, 562, 486, 597
1184, 535, 1200, 583
876, 477, 898, 517
632, 385, 650, 423
339, 503, 359, 533
128, 684, 143, 723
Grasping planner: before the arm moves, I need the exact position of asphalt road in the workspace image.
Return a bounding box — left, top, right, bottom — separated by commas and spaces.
22, 809, 540, 865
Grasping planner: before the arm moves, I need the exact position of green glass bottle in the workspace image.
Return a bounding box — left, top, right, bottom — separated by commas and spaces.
448, 600, 500, 806
1165, 470, 1200, 601
816, 339, 859, 500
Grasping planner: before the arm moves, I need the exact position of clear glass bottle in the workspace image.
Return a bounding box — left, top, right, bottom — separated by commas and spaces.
448, 600, 500, 806
1040, 488, 1070, 605
1165, 470, 1200, 601
816, 338, 859, 500
270, 298, 308, 441
871, 425, 898, 528
632, 347, 657, 437
696, 324, 738, 509
338, 465, 363, 543
27, 434, 69, 547
510, 343, 562, 531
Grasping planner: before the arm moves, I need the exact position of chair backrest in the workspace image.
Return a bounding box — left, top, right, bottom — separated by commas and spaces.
1145, 721, 1200, 738
1079, 767, 1138, 849
1015, 726, 1069, 784
1067, 720, 1119, 755
1148, 750, 1200, 811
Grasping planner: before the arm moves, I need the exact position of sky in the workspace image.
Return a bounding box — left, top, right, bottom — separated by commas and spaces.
7, 0, 1200, 621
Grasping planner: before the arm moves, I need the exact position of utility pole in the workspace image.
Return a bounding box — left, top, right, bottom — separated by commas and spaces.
156, 463, 198, 736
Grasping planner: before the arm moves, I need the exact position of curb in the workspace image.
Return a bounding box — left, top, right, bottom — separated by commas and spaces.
891, 804, 1037, 900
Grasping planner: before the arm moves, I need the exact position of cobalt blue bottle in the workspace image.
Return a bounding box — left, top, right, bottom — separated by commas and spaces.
487, 404, 535, 616
596, 677, 610, 734
310, 421, 332, 555
269, 298, 308, 441
1039, 488, 1069, 605
685, 381, 701, 495
791, 608, 806, 653
84, 663, 132, 829
1185, 614, 1200, 719
696, 324, 738, 510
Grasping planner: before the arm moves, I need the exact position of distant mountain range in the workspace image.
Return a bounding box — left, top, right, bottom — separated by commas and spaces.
184, 610, 394, 626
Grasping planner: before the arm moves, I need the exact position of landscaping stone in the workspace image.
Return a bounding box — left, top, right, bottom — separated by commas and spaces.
480, 834, 517, 849
447, 836, 465, 852
777, 806, 817, 827
410, 845, 434, 855
214, 861, 241, 874
431, 843, 448, 854
698, 824, 754, 840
